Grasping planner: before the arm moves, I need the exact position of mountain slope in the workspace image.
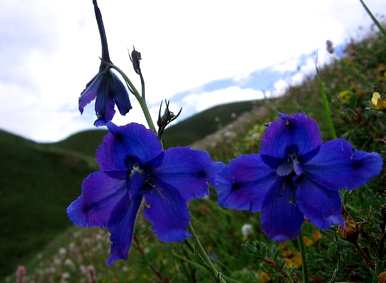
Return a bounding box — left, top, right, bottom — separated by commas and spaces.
0, 130, 95, 278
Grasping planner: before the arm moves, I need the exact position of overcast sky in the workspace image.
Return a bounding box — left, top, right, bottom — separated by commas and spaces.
1, 0, 385, 142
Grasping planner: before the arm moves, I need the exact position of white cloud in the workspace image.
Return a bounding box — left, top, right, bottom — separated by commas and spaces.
1, 0, 386, 141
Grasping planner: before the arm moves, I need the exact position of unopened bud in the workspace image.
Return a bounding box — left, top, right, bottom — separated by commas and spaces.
338, 215, 359, 243
326, 40, 334, 54
130, 47, 142, 75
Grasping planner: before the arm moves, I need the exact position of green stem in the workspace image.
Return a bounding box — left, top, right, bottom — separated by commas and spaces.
319, 78, 337, 139
109, 64, 156, 132
298, 232, 309, 283
110, 63, 231, 282
359, 0, 386, 37
189, 224, 227, 283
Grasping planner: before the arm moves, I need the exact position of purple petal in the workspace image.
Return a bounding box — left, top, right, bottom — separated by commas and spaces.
94, 92, 115, 127
143, 183, 191, 242
154, 147, 214, 201
96, 123, 162, 171
67, 172, 126, 227
110, 72, 132, 115
215, 154, 277, 212
79, 73, 102, 113
349, 149, 383, 191
304, 139, 383, 191
106, 172, 144, 265
261, 179, 303, 241
296, 177, 343, 229
260, 113, 322, 159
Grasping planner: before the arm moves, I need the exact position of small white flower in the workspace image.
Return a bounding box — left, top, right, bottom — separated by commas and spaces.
59, 248, 67, 256
241, 224, 253, 238
64, 259, 75, 270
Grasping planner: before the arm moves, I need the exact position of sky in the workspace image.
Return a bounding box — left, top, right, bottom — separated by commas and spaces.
1, 0, 386, 142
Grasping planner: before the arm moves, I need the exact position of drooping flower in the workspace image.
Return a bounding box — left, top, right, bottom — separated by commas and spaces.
79, 0, 132, 126
67, 123, 215, 265
215, 113, 383, 241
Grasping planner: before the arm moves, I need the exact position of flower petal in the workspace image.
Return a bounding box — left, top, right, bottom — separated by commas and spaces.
260, 113, 321, 159
349, 149, 383, 191
304, 139, 383, 191
215, 154, 276, 212
79, 73, 102, 113
96, 123, 162, 171
110, 72, 132, 115
144, 183, 191, 242
67, 172, 126, 227
106, 172, 144, 265
296, 177, 343, 229
154, 147, 213, 201
94, 93, 115, 126
261, 179, 303, 241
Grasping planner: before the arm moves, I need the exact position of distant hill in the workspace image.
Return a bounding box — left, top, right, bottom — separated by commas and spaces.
0, 130, 95, 278
55, 99, 261, 156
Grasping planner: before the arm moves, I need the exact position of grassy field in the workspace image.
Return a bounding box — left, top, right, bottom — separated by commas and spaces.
2, 30, 386, 282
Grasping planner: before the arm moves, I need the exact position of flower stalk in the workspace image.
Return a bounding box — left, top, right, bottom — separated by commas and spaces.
109, 64, 156, 132
359, 0, 386, 37
116, 60, 228, 282
189, 224, 227, 283
298, 231, 309, 283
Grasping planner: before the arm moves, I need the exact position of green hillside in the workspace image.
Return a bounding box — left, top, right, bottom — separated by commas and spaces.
162, 100, 261, 147
0, 130, 95, 278
56, 100, 260, 156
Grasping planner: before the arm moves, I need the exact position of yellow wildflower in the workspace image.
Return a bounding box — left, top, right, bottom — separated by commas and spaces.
258, 271, 271, 283
303, 236, 314, 247
378, 271, 386, 283
371, 92, 386, 110
281, 246, 302, 269
312, 230, 322, 242
338, 90, 351, 103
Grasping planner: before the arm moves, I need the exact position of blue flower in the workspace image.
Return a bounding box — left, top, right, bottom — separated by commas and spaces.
215, 113, 383, 241
67, 123, 215, 265
79, 69, 132, 126
78, 0, 132, 126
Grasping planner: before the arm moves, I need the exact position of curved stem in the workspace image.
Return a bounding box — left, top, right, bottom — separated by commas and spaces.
189, 224, 227, 283
109, 64, 156, 132
359, 0, 386, 37
298, 232, 309, 283
110, 62, 231, 282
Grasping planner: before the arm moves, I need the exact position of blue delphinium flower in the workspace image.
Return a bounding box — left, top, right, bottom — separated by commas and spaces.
215, 113, 383, 241
67, 123, 215, 265
79, 0, 132, 126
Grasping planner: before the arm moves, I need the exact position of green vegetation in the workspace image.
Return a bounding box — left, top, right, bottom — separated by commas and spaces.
2, 30, 386, 283
0, 130, 95, 279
